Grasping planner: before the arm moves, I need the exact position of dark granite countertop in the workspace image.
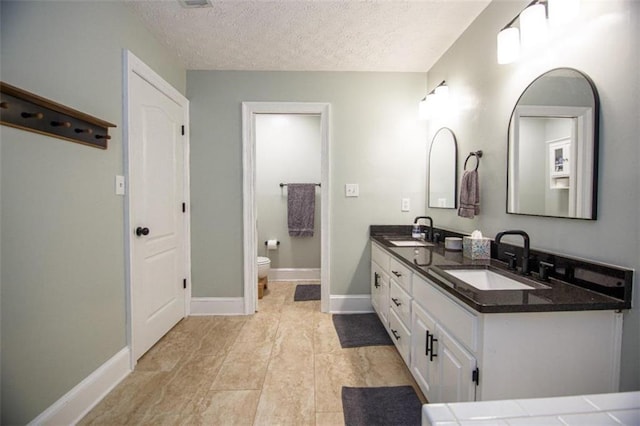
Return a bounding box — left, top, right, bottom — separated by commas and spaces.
370, 229, 631, 314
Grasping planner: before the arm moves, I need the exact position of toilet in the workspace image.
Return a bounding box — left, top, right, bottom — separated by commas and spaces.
257, 256, 271, 279
257, 257, 271, 299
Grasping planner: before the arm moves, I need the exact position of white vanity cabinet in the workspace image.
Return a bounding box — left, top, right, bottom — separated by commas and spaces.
371, 241, 623, 404
410, 273, 623, 403
411, 276, 477, 404
371, 242, 413, 362
371, 243, 390, 327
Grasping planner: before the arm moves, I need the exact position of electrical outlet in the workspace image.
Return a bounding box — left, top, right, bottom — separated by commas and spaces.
401, 198, 410, 212
345, 184, 359, 197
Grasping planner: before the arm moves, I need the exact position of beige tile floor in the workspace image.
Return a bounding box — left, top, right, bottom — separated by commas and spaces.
80, 281, 425, 425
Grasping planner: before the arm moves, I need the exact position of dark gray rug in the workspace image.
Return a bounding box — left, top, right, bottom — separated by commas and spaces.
331, 313, 392, 348
342, 386, 422, 426
294, 284, 321, 301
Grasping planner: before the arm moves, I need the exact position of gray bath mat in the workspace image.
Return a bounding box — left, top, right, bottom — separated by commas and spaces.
332, 313, 392, 348
342, 386, 422, 426
294, 284, 321, 301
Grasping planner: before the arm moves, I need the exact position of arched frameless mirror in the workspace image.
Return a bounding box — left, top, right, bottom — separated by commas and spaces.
507, 68, 599, 219
428, 127, 458, 209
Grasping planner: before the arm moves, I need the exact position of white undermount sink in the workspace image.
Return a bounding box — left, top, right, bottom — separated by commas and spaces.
388, 240, 434, 247
445, 269, 535, 291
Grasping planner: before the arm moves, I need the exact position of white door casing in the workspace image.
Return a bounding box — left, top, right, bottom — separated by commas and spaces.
124, 51, 190, 362
242, 102, 331, 314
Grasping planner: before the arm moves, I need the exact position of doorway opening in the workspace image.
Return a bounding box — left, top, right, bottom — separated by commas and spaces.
242, 102, 330, 314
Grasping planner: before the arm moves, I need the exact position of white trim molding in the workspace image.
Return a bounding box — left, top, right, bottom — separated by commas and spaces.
330, 295, 374, 314
242, 102, 331, 315
190, 297, 246, 316
269, 268, 321, 282
28, 348, 131, 426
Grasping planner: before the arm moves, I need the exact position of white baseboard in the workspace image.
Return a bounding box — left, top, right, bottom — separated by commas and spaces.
28, 347, 131, 426
330, 295, 373, 313
190, 297, 245, 315
269, 268, 320, 282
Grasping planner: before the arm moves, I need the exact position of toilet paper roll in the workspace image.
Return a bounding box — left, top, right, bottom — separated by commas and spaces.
266, 239, 279, 250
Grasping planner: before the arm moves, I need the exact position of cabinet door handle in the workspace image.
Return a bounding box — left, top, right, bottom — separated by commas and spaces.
392, 270, 402, 278
374, 272, 380, 288
425, 330, 431, 356
429, 334, 438, 362
391, 329, 401, 340
391, 297, 402, 307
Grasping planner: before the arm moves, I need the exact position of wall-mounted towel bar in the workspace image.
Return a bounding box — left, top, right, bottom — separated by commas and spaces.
0, 81, 116, 149
279, 183, 321, 187
464, 150, 483, 171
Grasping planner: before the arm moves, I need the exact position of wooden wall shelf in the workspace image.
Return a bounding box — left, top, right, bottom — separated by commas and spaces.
0, 81, 116, 149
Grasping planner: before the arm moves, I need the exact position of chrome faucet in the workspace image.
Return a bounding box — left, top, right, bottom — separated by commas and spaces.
414, 216, 434, 241
495, 230, 530, 275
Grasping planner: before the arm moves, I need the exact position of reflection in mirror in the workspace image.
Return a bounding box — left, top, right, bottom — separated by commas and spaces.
507, 68, 599, 219
429, 127, 457, 209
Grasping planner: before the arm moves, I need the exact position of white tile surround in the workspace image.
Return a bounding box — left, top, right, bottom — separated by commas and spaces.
422, 391, 640, 426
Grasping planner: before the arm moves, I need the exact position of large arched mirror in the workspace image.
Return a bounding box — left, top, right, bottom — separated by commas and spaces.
507, 68, 599, 219
428, 127, 457, 209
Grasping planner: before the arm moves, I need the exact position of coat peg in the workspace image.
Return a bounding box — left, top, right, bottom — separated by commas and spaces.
0, 101, 8, 109
21, 111, 44, 119
74, 127, 93, 134
51, 120, 71, 128
95, 134, 111, 140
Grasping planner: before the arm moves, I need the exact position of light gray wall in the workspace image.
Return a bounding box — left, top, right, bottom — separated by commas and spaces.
425, 0, 639, 391
0, 1, 185, 423
256, 114, 322, 268
188, 71, 427, 297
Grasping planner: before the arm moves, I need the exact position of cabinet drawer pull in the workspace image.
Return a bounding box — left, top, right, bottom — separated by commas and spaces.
391, 329, 401, 340
429, 334, 438, 362
425, 330, 431, 356
391, 297, 402, 307
374, 272, 380, 288
392, 270, 402, 278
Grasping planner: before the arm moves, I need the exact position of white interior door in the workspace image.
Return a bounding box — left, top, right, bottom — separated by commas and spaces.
129, 65, 187, 361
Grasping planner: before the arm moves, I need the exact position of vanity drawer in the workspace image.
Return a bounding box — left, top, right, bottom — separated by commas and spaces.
413, 274, 478, 352
389, 257, 412, 293
372, 243, 390, 271
390, 280, 412, 329
389, 309, 411, 365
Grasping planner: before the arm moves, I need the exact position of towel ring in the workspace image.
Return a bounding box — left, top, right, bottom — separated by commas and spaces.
464, 150, 483, 171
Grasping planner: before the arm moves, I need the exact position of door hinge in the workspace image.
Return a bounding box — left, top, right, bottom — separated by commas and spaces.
181, 125, 185, 136
183, 278, 187, 289
472, 367, 480, 386
182, 202, 186, 213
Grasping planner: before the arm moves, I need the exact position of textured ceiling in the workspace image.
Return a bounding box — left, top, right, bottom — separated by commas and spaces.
125, 0, 491, 72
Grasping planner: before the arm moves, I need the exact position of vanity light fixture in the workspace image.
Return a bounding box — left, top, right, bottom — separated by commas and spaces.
497, 26, 520, 64
519, 2, 547, 48
419, 80, 448, 120
548, 0, 580, 27
496, 0, 580, 64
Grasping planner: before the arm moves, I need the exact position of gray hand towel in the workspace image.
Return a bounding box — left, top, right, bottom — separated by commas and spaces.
458, 170, 480, 218
287, 184, 316, 237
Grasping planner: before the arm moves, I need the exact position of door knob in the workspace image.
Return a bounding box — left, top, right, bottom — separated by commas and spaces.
136, 227, 150, 237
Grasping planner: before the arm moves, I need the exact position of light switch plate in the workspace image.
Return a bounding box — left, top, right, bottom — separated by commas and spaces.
345, 184, 359, 197
115, 175, 126, 195
401, 198, 410, 212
